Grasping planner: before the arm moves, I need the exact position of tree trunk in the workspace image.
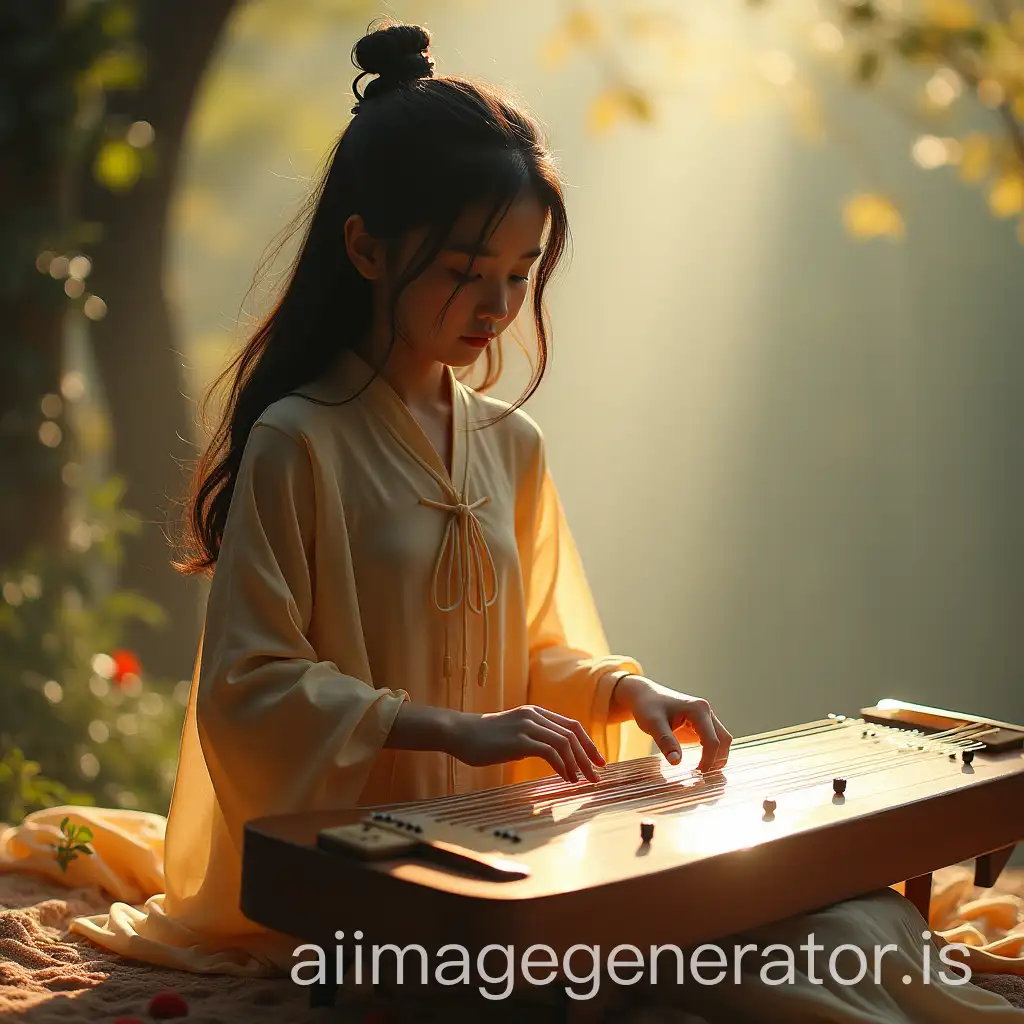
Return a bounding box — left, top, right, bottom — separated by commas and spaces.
0, 283, 66, 569
0, 0, 74, 569
80, 0, 238, 681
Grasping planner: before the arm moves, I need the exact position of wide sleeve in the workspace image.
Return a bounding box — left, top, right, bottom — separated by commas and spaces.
194, 421, 408, 832
516, 429, 651, 764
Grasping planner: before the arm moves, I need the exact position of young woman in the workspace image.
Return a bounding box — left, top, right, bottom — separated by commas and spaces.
55, 20, 1022, 1020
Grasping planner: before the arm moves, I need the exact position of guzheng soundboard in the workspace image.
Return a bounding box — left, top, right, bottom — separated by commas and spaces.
241, 699, 1024, 960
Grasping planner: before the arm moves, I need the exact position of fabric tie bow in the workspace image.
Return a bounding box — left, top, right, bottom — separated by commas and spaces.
419, 492, 498, 690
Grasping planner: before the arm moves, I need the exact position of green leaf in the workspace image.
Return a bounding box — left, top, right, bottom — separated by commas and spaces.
844, 1, 877, 23
88, 474, 127, 512
102, 2, 137, 38
958, 27, 988, 51
895, 27, 926, 59
856, 51, 882, 83
83, 49, 146, 92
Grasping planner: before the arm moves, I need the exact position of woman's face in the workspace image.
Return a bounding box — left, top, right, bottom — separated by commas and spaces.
380, 190, 548, 370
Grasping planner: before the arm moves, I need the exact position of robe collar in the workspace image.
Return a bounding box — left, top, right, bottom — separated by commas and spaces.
303, 347, 470, 495
298, 346, 497, 701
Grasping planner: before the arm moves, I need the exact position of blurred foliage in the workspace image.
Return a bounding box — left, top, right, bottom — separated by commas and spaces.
0, 0, 149, 302
0, 0, 185, 825
539, 0, 1024, 243
0, 471, 185, 824
0, 748, 92, 825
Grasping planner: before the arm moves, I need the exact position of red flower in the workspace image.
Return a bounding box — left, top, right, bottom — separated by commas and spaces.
111, 648, 142, 685
148, 990, 189, 1018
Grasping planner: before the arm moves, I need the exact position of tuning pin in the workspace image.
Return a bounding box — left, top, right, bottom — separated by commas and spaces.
962, 750, 975, 764
763, 798, 777, 814
832, 777, 847, 796
640, 820, 654, 843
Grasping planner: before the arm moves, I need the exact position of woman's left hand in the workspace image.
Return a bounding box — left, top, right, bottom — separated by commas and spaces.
613, 675, 732, 772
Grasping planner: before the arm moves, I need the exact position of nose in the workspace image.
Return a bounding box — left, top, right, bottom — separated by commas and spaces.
477, 278, 510, 321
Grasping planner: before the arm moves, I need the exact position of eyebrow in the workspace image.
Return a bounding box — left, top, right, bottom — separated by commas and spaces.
444, 243, 543, 259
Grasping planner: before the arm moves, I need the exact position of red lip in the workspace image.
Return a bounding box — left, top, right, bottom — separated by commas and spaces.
460, 335, 495, 345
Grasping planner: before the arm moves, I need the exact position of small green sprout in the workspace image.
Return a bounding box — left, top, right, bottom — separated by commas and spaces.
54, 815, 94, 872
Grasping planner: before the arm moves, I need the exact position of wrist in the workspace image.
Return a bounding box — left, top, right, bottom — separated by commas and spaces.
609, 672, 649, 719
436, 707, 470, 757
386, 703, 468, 754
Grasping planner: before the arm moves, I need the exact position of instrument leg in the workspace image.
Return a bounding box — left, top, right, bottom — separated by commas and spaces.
904, 872, 933, 922
974, 844, 1016, 888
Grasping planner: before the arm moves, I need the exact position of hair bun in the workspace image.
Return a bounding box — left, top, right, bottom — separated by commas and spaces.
352, 23, 435, 108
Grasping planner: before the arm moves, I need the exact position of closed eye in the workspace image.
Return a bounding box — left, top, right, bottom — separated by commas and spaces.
450, 270, 530, 284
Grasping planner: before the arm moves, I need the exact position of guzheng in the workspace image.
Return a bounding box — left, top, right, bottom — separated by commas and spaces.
241, 699, 1024, 962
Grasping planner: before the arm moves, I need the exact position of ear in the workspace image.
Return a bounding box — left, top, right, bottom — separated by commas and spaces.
344, 214, 386, 280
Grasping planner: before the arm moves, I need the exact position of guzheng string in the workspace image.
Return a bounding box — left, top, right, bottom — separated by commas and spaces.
379, 718, 991, 834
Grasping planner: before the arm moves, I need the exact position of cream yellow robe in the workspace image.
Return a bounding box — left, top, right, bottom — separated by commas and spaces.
0, 349, 1020, 1019
70, 349, 645, 971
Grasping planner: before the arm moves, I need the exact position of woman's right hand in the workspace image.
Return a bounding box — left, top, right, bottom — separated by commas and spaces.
446, 705, 605, 783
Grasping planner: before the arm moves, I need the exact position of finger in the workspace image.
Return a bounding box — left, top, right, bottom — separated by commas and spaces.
679, 701, 721, 772
649, 711, 684, 766
552, 723, 601, 783
544, 710, 605, 767
520, 737, 572, 782
708, 711, 733, 769
529, 722, 596, 784
524, 713, 576, 781
533, 724, 586, 783
534, 710, 605, 774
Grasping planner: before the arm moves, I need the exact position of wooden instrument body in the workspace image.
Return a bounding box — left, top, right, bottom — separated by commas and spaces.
241, 703, 1024, 956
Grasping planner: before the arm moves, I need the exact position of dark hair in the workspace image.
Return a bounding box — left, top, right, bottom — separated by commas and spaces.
173, 20, 572, 577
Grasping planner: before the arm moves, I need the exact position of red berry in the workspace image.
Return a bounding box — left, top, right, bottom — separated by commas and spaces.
148, 990, 189, 1018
